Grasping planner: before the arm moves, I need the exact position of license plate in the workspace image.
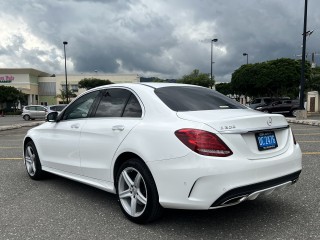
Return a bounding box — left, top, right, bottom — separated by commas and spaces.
255, 132, 278, 151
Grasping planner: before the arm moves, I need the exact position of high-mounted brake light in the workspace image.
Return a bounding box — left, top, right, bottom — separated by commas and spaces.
175, 129, 233, 157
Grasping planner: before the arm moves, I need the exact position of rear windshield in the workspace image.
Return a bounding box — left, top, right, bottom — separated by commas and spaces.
154, 86, 246, 111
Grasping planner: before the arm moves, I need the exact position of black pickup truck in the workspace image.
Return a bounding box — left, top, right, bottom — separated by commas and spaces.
254, 99, 299, 117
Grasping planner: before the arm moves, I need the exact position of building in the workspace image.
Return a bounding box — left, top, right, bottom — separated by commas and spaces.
0, 68, 140, 106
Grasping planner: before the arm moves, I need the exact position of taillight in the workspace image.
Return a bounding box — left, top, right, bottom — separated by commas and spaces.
175, 129, 233, 157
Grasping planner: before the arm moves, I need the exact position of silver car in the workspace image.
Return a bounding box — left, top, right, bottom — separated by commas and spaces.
45, 104, 67, 117
22, 105, 47, 120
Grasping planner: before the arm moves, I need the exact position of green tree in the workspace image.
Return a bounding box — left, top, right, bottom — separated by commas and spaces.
178, 69, 213, 88
306, 66, 320, 92
55, 86, 77, 104
78, 78, 113, 90
0, 86, 27, 110
215, 82, 233, 96
152, 77, 166, 82
231, 58, 311, 99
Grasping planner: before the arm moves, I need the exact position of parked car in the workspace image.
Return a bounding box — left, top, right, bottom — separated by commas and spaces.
249, 97, 290, 109
45, 104, 67, 117
22, 105, 47, 120
23, 83, 302, 223
255, 99, 300, 116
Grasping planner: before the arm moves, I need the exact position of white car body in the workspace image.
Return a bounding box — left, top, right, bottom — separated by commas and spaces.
23, 83, 302, 223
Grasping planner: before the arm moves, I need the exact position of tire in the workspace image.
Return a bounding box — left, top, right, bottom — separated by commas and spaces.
116, 158, 163, 224
24, 141, 45, 180
263, 110, 269, 113
291, 109, 298, 117
23, 115, 30, 121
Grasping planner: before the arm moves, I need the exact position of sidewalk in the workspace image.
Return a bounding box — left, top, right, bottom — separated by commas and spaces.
0, 120, 44, 131
0, 115, 44, 131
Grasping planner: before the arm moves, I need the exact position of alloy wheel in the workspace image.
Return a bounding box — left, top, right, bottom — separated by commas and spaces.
118, 167, 147, 217
25, 145, 36, 176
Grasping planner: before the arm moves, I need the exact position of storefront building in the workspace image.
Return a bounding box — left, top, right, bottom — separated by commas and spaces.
0, 68, 140, 106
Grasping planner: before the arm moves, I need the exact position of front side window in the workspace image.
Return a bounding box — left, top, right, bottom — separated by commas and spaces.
62, 91, 100, 120
155, 86, 246, 112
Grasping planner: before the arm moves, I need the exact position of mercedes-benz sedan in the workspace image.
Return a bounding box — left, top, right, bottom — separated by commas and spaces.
23, 83, 302, 223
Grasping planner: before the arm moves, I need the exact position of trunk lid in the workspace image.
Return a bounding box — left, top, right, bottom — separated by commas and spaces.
177, 109, 291, 160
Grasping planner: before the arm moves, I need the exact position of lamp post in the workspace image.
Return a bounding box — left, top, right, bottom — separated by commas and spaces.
63, 41, 68, 104
243, 53, 248, 64
299, 0, 308, 111
211, 38, 218, 88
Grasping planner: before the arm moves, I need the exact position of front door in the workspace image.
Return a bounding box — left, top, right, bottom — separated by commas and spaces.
37, 90, 100, 175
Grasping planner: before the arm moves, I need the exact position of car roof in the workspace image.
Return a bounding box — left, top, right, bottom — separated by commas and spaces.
91, 82, 204, 91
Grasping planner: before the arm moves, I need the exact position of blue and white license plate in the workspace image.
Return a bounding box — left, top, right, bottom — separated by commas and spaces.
255, 131, 278, 151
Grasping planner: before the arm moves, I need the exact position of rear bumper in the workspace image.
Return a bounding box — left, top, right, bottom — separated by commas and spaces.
147, 144, 302, 210
210, 170, 301, 208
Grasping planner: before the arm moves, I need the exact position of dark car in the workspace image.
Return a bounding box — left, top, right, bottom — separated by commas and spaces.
255, 99, 299, 116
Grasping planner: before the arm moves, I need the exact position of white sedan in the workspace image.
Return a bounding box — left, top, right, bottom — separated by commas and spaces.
23, 83, 302, 223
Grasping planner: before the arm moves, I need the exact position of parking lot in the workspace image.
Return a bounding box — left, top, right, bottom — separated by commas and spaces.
0, 124, 319, 240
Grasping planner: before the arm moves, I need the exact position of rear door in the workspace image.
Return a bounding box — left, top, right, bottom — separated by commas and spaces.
79, 88, 143, 181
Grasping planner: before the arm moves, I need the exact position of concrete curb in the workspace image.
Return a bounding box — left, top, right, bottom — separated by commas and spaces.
286, 118, 320, 126
0, 121, 44, 131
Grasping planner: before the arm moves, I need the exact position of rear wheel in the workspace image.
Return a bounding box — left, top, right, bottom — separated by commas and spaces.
291, 109, 298, 117
24, 141, 45, 180
23, 115, 30, 121
116, 158, 163, 224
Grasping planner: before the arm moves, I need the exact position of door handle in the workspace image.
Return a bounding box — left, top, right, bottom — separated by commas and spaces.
112, 125, 125, 131
71, 123, 80, 129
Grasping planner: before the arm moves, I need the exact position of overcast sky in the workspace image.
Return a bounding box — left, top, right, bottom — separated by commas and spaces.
0, 0, 319, 82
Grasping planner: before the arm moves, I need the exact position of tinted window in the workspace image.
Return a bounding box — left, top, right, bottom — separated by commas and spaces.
55, 105, 66, 111
63, 91, 100, 120
95, 89, 131, 117
29, 106, 36, 111
155, 86, 246, 111
123, 94, 142, 118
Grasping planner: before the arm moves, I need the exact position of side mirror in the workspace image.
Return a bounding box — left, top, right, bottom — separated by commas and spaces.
46, 112, 59, 122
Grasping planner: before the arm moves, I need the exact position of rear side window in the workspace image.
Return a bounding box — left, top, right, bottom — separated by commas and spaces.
123, 94, 142, 117
155, 86, 246, 111
36, 106, 45, 111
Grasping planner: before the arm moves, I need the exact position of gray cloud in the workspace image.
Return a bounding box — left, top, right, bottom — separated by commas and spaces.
0, 0, 319, 82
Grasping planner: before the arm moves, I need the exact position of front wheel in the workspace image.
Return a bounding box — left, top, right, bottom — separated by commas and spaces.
116, 159, 163, 224
24, 141, 45, 180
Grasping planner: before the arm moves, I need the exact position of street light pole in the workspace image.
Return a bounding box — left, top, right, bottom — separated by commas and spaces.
63, 41, 68, 104
243, 53, 248, 64
211, 38, 218, 88
299, 0, 308, 110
